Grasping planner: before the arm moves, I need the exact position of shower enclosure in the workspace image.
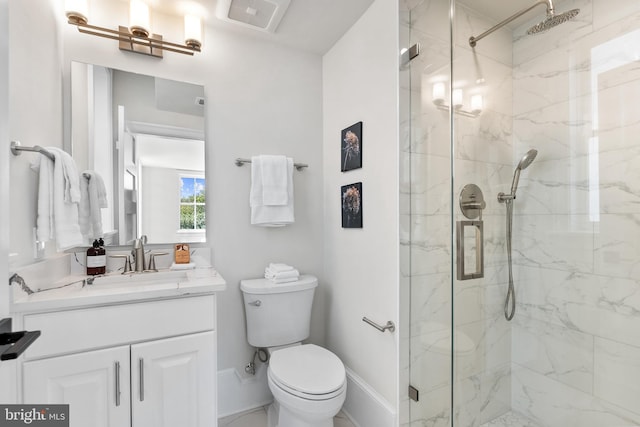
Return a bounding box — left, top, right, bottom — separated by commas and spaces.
400, 0, 640, 426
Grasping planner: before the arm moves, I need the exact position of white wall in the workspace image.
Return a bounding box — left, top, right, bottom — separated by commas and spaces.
9, 0, 64, 267
0, 0, 10, 319
5, 0, 325, 410
322, 0, 399, 411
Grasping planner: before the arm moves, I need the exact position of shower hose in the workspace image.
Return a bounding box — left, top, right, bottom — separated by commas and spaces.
504, 199, 516, 321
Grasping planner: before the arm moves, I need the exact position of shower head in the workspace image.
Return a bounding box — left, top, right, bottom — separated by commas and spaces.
510, 149, 538, 197
527, 8, 580, 34
469, 0, 578, 48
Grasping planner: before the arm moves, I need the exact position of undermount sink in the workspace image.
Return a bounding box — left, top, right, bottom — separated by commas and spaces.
88, 269, 189, 287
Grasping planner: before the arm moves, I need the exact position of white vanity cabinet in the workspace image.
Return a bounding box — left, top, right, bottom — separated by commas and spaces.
131, 331, 215, 427
23, 345, 131, 427
19, 294, 217, 427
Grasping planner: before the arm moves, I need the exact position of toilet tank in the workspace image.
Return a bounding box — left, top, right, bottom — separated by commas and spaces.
240, 275, 318, 348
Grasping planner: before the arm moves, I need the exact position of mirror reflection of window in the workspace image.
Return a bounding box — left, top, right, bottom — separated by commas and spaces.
180, 176, 206, 230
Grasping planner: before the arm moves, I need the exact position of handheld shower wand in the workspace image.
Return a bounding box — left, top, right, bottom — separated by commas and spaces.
499, 149, 538, 202
498, 149, 538, 321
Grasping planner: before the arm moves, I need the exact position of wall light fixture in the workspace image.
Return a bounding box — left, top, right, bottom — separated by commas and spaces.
65, 0, 202, 58
432, 82, 483, 118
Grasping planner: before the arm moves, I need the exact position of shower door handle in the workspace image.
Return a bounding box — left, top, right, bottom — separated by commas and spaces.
456, 220, 484, 280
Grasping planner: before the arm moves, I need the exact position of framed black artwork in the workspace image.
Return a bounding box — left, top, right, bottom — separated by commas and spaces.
341, 182, 362, 228
341, 121, 362, 172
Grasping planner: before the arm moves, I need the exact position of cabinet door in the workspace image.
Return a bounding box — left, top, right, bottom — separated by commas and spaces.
131, 331, 215, 427
23, 346, 131, 427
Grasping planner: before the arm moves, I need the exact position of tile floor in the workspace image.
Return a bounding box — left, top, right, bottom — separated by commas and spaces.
219, 406, 356, 427
481, 411, 540, 427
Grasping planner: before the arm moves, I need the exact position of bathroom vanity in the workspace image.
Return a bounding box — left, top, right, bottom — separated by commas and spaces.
10, 262, 225, 427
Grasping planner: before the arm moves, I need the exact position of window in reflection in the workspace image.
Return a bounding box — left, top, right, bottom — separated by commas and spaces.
180, 176, 206, 230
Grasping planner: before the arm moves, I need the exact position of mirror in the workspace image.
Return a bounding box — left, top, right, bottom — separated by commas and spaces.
70, 62, 205, 246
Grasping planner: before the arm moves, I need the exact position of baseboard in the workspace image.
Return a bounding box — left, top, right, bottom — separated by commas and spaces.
217, 365, 272, 418
342, 367, 397, 427
217, 365, 397, 426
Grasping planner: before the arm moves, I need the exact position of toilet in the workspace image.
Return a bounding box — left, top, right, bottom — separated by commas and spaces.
241, 275, 347, 427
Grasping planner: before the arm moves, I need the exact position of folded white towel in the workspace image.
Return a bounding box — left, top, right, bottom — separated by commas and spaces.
250, 156, 294, 226
265, 268, 300, 281
268, 263, 295, 273
79, 170, 108, 243
31, 147, 83, 250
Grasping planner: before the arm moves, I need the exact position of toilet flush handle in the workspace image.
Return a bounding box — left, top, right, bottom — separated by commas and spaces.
248, 300, 261, 307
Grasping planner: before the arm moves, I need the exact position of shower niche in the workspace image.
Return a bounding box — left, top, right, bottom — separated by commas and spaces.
457, 184, 485, 280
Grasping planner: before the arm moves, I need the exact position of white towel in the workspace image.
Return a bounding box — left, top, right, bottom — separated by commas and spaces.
249, 155, 295, 226
260, 155, 288, 205
79, 170, 108, 243
265, 268, 300, 281
268, 263, 294, 273
30, 147, 83, 250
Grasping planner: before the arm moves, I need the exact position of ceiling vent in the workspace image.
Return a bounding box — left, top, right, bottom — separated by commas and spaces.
215, 0, 291, 33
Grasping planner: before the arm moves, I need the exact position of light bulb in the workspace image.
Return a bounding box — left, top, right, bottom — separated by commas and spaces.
184, 15, 202, 49
130, 0, 150, 38
432, 82, 445, 105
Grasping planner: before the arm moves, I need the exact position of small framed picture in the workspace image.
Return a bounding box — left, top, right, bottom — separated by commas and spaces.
341, 182, 362, 228
341, 121, 362, 172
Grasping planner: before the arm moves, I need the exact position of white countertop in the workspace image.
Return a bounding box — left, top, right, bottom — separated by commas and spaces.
12, 267, 226, 313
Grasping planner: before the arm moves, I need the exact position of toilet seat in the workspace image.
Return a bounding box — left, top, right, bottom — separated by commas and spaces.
268, 344, 346, 401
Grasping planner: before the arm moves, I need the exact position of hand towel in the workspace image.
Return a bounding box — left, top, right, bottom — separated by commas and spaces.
268, 263, 295, 273
270, 276, 300, 284
31, 147, 84, 250
79, 171, 108, 242
265, 268, 300, 281
250, 156, 294, 226
260, 155, 288, 205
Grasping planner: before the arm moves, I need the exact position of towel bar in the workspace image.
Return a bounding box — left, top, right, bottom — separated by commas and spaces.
10, 141, 55, 162
362, 317, 395, 333
235, 157, 308, 171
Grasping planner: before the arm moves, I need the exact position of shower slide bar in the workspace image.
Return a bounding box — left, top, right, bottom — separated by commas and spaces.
235, 157, 309, 171
10, 141, 55, 162
362, 317, 396, 333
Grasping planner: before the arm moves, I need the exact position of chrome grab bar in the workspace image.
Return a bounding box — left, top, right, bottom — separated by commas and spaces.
362, 317, 395, 333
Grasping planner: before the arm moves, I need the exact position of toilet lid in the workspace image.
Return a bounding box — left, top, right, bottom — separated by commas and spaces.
269, 344, 345, 396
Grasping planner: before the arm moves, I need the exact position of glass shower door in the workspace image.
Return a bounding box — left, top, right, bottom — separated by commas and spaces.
402, 1, 454, 426
403, 0, 640, 426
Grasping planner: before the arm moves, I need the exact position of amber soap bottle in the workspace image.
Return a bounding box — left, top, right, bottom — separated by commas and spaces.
86, 239, 106, 275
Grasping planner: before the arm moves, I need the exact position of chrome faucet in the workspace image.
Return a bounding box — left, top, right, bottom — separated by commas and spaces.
131, 235, 148, 272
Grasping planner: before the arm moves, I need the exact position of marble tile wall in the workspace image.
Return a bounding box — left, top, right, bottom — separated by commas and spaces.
511, 0, 640, 425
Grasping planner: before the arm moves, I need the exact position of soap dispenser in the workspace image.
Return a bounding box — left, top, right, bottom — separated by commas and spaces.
86, 239, 106, 275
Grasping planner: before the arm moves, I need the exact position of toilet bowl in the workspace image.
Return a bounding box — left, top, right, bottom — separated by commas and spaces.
240, 276, 347, 427
266, 344, 346, 427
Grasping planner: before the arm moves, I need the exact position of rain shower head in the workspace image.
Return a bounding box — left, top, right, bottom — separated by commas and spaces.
510, 149, 538, 197
469, 0, 579, 48
527, 8, 580, 34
